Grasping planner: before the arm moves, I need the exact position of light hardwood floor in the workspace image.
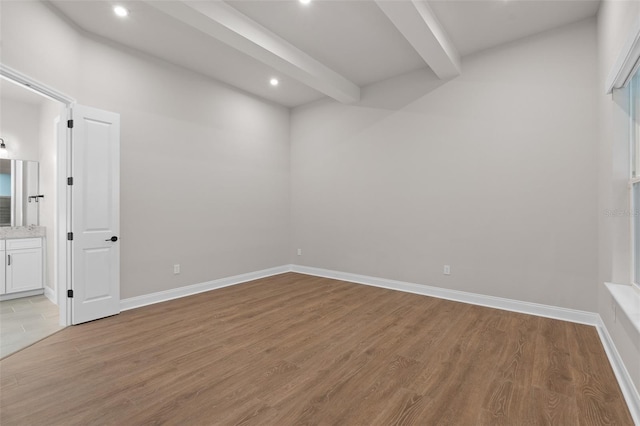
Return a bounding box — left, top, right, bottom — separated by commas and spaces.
0, 273, 633, 425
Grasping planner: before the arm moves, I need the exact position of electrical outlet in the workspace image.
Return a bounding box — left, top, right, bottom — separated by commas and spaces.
443, 265, 451, 275
173, 264, 180, 275
297, 248, 302, 256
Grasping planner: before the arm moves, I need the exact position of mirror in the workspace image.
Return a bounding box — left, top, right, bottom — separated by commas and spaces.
0, 159, 40, 227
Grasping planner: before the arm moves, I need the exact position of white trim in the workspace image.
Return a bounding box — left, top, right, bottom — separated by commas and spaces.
606, 15, 640, 94
0, 64, 75, 106
0, 289, 44, 301
291, 265, 599, 325
121, 263, 600, 325
631, 76, 638, 287
606, 282, 640, 335
374, 0, 461, 79
596, 318, 640, 425
44, 286, 57, 305
120, 265, 293, 311
57, 109, 71, 327
121, 262, 602, 325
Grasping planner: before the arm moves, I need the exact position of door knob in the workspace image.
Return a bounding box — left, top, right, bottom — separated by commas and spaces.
106, 236, 118, 242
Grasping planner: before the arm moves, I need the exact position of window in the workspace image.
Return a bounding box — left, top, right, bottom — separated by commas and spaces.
630, 70, 640, 287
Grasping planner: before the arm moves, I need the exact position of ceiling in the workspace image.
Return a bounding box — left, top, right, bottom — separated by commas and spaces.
48, 0, 600, 108
429, 0, 599, 56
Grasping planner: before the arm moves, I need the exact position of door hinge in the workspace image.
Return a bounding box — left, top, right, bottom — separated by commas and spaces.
67, 119, 74, 128
67, 289, 74, 298
67, 232, 73, 241
67, 177, 73, 186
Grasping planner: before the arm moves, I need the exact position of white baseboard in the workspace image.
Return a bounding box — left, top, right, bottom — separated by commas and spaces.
0, 289, 44, 301
44, 286, 57, 305
596, 319, 640, 425
121, 263, 598, 324
120, 265, 293, 311
291, 265, 599, 325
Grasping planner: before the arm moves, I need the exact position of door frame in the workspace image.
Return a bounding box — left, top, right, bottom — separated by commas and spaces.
0, 64, 76, 326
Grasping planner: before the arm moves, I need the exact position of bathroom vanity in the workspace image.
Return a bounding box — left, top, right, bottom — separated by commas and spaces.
0, 241, 44, 300
0, 157, 46, 301
0, 227, 45, 300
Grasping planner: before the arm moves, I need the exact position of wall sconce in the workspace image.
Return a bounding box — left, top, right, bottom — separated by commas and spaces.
0, 138, 6, 151
0, 138, 6, 159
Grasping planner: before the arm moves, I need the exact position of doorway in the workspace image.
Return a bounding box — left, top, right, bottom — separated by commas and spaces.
0, 64, 121, 335
0, 71, 68, 356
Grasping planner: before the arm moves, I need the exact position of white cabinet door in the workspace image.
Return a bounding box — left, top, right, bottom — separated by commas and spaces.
6, 247, 43, 294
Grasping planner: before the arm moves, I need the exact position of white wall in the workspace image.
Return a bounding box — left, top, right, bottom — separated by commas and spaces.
38, 101, 61, 294
291, 18, 599, 312
597, 0, 640, 399
76, 36, 291, 298
1, 1, 291, 299
0, 97, 41, 161
0, 1, 79, 98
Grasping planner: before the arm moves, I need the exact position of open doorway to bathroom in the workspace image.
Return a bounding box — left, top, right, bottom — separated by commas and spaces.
0, 77, 65, 358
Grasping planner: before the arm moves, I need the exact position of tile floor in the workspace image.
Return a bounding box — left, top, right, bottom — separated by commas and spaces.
0, 295, 64, 358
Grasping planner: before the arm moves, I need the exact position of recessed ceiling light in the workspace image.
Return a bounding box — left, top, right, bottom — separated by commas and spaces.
270, 78, 279, 87
113, 5, 129, 17
299, 0, 311, 4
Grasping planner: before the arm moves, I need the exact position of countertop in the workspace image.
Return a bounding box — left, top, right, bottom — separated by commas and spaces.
0, 226, 46, 239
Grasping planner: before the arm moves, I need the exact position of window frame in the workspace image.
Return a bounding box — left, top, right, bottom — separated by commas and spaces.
630, 72, 640, 289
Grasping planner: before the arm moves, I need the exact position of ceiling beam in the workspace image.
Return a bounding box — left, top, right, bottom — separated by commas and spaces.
375, 0, 461, 79
144, 0, 360, 103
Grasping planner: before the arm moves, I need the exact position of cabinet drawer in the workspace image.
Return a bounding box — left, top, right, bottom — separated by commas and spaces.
6, 238, 42, 250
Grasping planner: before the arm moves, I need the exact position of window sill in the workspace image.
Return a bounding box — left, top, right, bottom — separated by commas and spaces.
605, 282, 640, 335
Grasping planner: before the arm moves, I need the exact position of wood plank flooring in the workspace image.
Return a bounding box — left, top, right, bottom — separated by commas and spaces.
0, 273, 633, 425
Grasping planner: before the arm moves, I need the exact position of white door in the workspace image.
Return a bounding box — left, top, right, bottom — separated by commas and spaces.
70, 105, 120, 325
